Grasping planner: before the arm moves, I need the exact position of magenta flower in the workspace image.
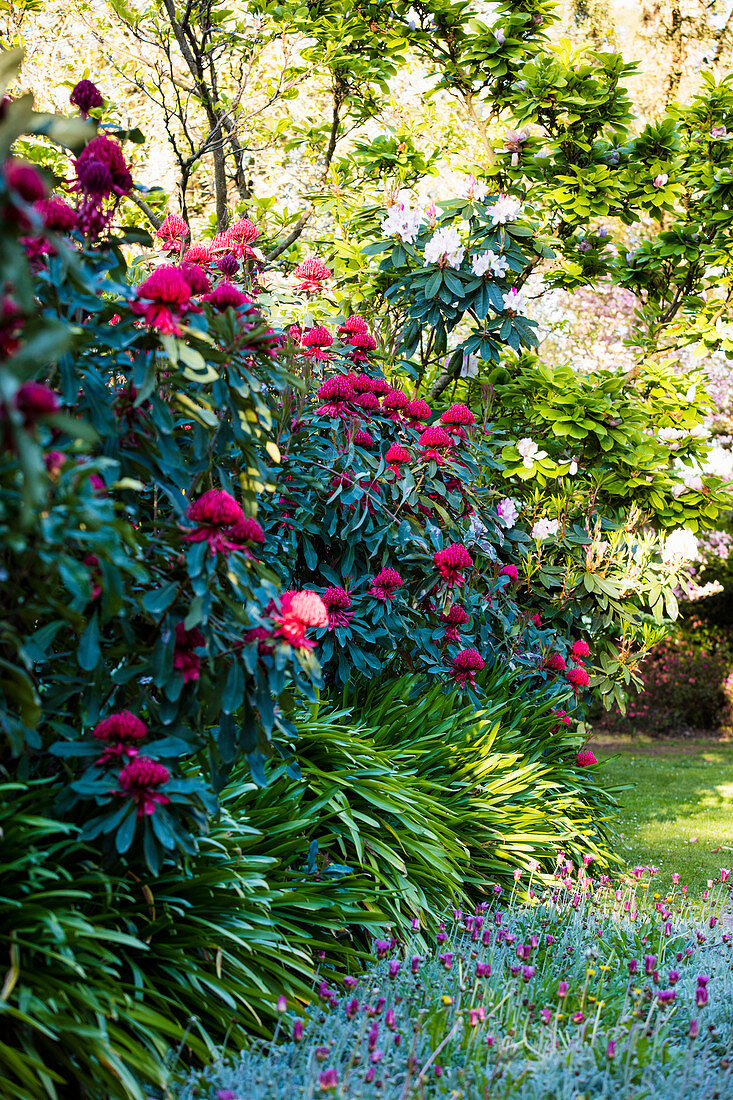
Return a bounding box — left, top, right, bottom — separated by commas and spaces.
184, 489, 244, 556
576, 749, 597, 767
173, 622, 205, 683
115, 756, 170, 818
539, 1008, 552, 1024
438, 952, 454, 970
606, 1039, 616, 1058
293, 1019, 304, 1040
318, 1067, 338, 1092
369, 567, 403, 601
557, 981, 569, 998
451, 647, 485, 688
156, 213, 189, 252
566, 665, 591, 690
388, 960, 401, 978
273, 590, 328, 649
434, 543, 473, 586
132, 265, 196, 335
93, 710, 147, 766
293, 254, 331, 294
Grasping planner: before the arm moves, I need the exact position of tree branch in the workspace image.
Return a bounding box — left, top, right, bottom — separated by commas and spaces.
265, 208, 314, 262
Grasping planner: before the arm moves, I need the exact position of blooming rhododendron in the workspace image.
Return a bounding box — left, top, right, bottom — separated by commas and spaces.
434, 543, 473, 585
380, 202, 424, 243
471, 249, 509, 278
369, 567, 403, 600
488, 194, 523, 225
497, 497, 519, 529
423, 225, 464, 269
516, 438, 546, 469
532, 517, 559, 540
661, 527, 699, 566
503, 287, 525, 314
115, 756, 171, 817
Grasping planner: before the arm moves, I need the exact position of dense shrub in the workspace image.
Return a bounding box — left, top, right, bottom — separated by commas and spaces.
595, 621, 733, 737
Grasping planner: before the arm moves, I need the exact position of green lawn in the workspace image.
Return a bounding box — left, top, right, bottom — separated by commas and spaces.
597, 738, 733, 894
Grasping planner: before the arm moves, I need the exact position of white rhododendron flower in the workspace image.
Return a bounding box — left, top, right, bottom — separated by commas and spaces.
516, 437, 546, 469
423, 225, 464, 269
464, 175, 489, 202
489, 194, 523, 225
503, 286, 525, 313
381, 202, 424, 244
496, 497, 519, 528
532, 517, 559, 540
471, 249, 509, 278
661, 527, 699, 566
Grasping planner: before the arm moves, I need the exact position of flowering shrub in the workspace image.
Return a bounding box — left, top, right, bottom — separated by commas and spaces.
0, 62, 324, 873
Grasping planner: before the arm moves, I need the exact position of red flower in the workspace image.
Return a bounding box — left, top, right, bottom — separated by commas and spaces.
70, 79, 104, 117
93, 710, 147, 766
576, 749, 597, 767
544, 652, 567, 673
338, 315, 369, 336
173, 622, 205, 683
354, 391, 380, 413
184, 488, 245, 556
552, 709, 571, 730
292, 254, 331, 293
74, 136, 132, 197
156, 214, 189, 252
385, 443, 412, 473
182, 243, 212, 266
322, 585, 354, 629
274, 590, 328, 648
441, 402, 475, 427
44, 449, 67, 478
530, 613, 541, 628
370, 567, 403, 601
4, 159, 47, 203
347, 372, 375, 393
566, 666, 590, 690
115, 756, 171, 818
14, 381, 59, 427
315, 375, 356, 418
302, 325, 333, 360
353, 428, 375, 448
228, 217, 258, 245
34, 197, 77, 232
443, 604, 469, 625
499, 564, 519, 583
349, 331, 377, 362
202, 281, 252, 311
382, 388, 410, 420
229, 515, 265, 546
403, 398, 432, 423
452, 647, 485, 688
370, 376, 391, 396
419, 425, 453, 462
179, 261, 211, 295
571, 639, 590, 662
210, 231, 237, 255
132, 265, 195, 335
434, 544, 473, 586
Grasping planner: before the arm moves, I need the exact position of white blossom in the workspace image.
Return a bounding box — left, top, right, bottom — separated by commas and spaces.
661, 527, 699, 566
516, 437, 546, 469
488, 194, 523, 225
503, 287, 525, 313
653, 173, 668, 188
464, 175, 489, 202
471, 249, 509, 278
497, 497, 519, 528
532, 517, 559, 540
381, 202, 424, 244
460, 353, 479, 378
423, 225, 464, 269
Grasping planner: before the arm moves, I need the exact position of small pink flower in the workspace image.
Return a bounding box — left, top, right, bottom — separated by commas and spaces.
369, 567, 403, 601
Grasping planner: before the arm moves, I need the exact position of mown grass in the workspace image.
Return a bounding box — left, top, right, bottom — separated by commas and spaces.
597, 737, 733, 894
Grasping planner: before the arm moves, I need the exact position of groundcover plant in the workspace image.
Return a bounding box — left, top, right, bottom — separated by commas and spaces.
176, 871, 733, 1099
